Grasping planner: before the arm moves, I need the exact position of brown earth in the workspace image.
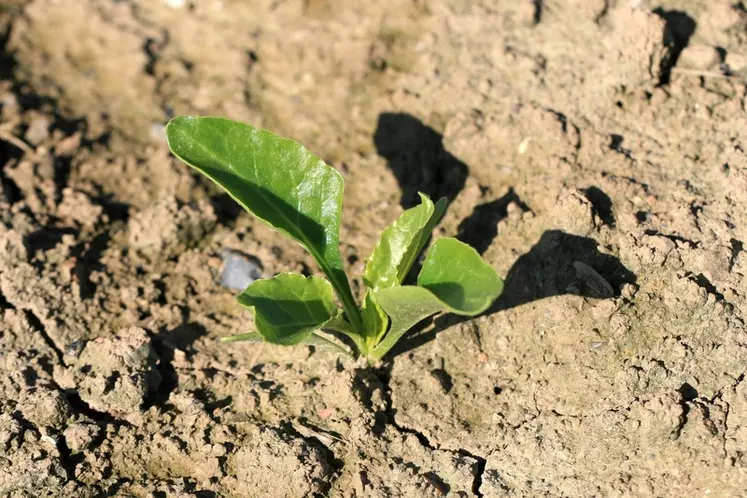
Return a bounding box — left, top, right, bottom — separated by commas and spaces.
1, 0, 747, 496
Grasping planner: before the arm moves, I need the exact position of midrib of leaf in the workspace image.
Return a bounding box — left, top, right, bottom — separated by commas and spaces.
398, 226, 429, 283
183, 132, 362, 331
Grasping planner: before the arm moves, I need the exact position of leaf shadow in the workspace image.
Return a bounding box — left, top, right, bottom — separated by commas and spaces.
374, 112, 468, 209
456, 187, 530, 255
653, 8, 697, 85
389, 229, 637, 358
145, 321, 209, 409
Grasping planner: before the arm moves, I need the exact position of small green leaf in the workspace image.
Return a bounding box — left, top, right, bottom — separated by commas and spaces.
237, 273, 338, 346
370, 286, 445, 360
363, 193, 447, 290
370, 238, 502, 360
166, 116, 361, 330
417, 237, 503, 315
361, 290, 389, 348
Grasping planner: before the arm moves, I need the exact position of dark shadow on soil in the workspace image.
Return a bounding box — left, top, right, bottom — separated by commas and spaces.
457, 188, 530, 254
71, 231, 111, 299
374, 112, 468, 209
157, 321, 209, 352
146, 322, 209, 408
23, 227, 78, 258
389, 230, 637, 358
653, 8, 697, 85
210, 192, 244, 226
583, 186, 616, 227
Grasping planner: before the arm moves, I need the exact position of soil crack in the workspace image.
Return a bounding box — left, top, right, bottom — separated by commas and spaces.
371, 366, 487, 497
644, 229, 700, 248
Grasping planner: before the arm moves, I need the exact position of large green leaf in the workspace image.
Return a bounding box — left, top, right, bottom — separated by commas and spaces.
370, 237, 502, 360
237, 273, 338, 346
166, 116, 361, 329
363, 193, 447, 290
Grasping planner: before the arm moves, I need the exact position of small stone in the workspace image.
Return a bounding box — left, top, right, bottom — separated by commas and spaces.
317, 408, 335, 419
620, 283, 638, 299
164, 0, 186, 8
0, 92, 19, 120
65, 340, 86, 358
54, 132, 82, 156
553, 190, 596, 236
588, 341, 606, 351
678, 45, 719, 70
149, 123, 167, 143
725, 51, 746, 72
220, 248, 263, 290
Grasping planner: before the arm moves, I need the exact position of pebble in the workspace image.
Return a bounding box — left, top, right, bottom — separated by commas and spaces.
220, 248, 263, 290
149, 123, 167, 143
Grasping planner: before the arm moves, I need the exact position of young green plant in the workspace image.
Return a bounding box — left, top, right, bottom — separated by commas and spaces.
166, 117, 503, 362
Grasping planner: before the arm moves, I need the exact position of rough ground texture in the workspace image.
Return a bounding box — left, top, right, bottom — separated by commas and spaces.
1, 0, 746, 496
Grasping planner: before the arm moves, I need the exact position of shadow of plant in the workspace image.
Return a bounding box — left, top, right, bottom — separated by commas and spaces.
374, 112, 468, 209
391, 230, 637, 357
456, 188, 531, 255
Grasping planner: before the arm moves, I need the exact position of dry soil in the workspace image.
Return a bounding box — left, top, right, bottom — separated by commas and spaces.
1, 0, 747, 497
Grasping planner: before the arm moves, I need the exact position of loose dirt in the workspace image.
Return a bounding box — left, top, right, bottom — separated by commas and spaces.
1, 0, 746, 496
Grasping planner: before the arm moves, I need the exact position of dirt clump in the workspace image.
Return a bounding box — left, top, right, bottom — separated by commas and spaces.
54, 327, 161, 415
128, 196, 217, 259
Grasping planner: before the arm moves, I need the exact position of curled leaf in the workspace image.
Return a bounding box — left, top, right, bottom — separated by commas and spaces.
363, 193, 447, 290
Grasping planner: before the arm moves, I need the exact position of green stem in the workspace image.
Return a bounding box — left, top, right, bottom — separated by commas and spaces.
314, 260, 363, 334
324, 316, 367, 356
337, 287, 363, 335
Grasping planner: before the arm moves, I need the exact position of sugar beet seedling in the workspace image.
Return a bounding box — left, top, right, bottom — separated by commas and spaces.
166, 116, 503, 362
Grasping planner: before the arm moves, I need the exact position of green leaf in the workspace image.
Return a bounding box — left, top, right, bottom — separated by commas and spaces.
361, 290, 389, 349
166, 116, 361, 330
417, 237, 503, 315
237, 273, 338, 346
370, 238, 502, 360
322, 313, 366, 353
370, 286, 445, 360
363, 193, 447, 290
